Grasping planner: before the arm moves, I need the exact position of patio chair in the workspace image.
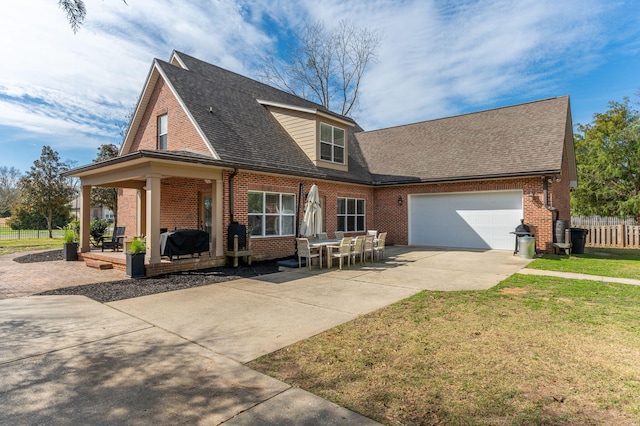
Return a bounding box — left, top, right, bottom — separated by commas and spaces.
373, 232, 387, 261
102, 226, 126, 252
297, 238, 322, 269
334, 231, 344, 239
317, 232, 328, 240
327, 237, 352, 270
367, 230, 378, 237
363, 234, 375, 262
350, 235, 365, 266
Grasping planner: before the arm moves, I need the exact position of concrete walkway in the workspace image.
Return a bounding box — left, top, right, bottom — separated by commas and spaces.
518, 268, 640, 286
0, 247, 530, 424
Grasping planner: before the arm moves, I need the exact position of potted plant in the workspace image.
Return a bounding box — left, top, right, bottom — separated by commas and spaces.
126, 236, 146, 278
62, 220, 79, 261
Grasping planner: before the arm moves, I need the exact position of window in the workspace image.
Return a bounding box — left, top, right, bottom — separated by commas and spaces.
157, 114, 168, 150
248, 191, 296, 237
320, 123, 345, 164
337, 197, 365, 232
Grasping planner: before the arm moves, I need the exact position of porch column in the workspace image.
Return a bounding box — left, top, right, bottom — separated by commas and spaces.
137, 188, 146, 237
145, 174, 161, 264
79, 184, 92, 253
213, 179, 224, 256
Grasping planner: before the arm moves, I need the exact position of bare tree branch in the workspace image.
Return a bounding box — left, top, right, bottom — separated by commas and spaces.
258, 20, 382, 117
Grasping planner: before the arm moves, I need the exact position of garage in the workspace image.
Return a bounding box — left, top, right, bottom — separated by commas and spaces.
408, 191, 523, 250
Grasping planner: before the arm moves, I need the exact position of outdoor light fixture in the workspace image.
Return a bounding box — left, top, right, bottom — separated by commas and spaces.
528, 191, 534, 200
397, 195, 403, 206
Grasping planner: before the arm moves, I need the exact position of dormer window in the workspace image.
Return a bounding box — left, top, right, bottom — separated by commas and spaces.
320, 123, 345, 164
157, 114, 168, 150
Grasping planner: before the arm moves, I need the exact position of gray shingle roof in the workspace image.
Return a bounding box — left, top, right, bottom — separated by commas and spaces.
355, 96, 571, 184
158, 52, 571, 186
159, 53, 372, 184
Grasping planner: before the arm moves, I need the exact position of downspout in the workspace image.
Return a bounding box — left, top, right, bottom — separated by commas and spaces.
229, 168, 238, 223
542, 175, 559, 221
294, 182, 303, 256
296, 182, 303, 237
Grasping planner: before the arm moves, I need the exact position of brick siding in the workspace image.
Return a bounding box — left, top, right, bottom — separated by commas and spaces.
116, 74, 571, 262
129, 78, 211, 154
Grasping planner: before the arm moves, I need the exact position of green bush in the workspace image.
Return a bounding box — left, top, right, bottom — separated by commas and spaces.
7, 206, 70, 230
90, 218, 110, 244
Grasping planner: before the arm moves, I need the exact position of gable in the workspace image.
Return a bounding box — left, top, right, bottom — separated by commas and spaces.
268, 106, 317, 162
125, 77, 211, 156
120, 61, 217, 158
258, 100, 353, 172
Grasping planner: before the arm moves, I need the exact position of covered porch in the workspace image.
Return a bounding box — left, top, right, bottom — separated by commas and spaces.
69, 151, 230, 276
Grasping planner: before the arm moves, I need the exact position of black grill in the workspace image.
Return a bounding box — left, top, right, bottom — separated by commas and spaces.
512, 220, 533, 254
228, 222, 247, 251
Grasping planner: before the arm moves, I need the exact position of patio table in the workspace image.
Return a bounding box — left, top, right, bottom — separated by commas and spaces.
309, 239, 341, 268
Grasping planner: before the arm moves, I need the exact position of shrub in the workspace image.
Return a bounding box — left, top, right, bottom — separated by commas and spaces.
128, 236, 146, 254
90, 218, 109, 244
63, 220, 80, 243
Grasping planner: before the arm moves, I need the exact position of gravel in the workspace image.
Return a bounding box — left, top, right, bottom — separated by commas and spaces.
15, 250, 281, 303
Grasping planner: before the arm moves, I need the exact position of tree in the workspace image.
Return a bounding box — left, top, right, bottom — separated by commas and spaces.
91, 144, 120, 228
18, 146, 77, 238
8, 204, 70, 230
259, 20, 382, 117
571, 97, 640, 222
0, 166, 21, 217
57, 0, 127, 33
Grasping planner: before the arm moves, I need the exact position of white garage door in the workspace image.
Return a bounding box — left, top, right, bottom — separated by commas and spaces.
409, 191, 523, 250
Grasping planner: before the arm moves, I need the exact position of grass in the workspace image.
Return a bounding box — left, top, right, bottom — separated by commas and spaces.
527, 248, 640, 280
249, 274, 640, 425
0, 237, 64, 256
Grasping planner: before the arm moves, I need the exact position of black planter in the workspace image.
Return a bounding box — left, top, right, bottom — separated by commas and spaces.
63, 242, 78, 261
126, 252, 146, 278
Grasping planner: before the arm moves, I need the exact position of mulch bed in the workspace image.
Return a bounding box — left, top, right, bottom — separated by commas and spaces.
15, 250, 281, 303
13, 249, 63, 263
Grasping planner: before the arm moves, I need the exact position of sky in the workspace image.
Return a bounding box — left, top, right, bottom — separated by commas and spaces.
1, 0, 639, 173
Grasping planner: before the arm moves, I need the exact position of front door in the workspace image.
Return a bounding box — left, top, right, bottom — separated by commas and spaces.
200, 192, 213, 240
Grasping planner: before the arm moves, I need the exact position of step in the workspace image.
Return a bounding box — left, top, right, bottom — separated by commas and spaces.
84, 259, 114, 270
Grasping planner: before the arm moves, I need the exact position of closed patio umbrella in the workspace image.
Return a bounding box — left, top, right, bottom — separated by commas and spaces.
300, 184, 322, 237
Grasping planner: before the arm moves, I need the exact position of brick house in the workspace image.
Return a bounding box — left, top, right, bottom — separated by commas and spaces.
67, 51, 576, 275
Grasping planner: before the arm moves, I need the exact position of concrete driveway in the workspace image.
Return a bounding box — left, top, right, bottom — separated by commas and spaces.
0, 247, 530, 424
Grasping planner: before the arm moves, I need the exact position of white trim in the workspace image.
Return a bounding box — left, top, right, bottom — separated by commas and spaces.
120, 63, 158, 156
121, 59, 220, 159
169, 51, 188, 70
257, 99, 315, 115
257, 99, 354, 127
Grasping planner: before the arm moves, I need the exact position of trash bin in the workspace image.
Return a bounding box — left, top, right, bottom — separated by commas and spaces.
570, 228, 589, 254
518, 236, 536, 259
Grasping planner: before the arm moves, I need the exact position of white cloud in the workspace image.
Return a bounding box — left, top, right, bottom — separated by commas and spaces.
0, 0, 637, 173
251, 0, 610, 128
0, 0, 272, 145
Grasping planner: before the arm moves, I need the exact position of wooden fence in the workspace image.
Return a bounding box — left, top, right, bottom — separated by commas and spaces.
579, 224, 640, 249
571, 216, 637, 226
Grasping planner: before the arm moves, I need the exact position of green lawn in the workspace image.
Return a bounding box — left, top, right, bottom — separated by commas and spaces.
250, 274, 640, 425
0, 237, 64, 256
527, 247, 640, 280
